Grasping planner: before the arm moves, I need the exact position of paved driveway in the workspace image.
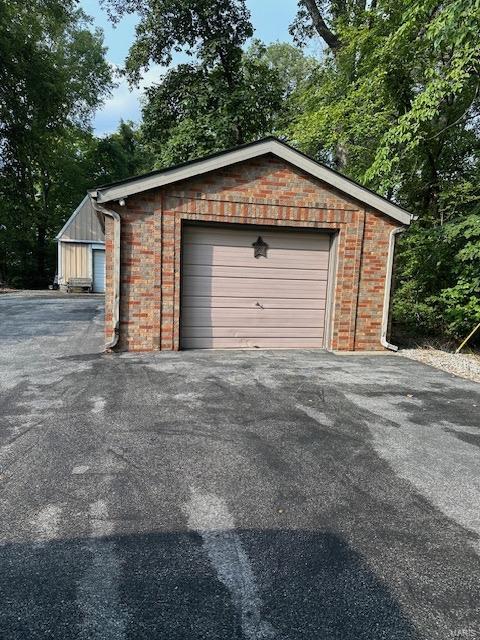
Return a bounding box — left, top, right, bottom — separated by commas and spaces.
1, 293, 479, 640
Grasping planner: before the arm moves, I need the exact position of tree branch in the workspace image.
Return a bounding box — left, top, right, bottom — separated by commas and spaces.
427, 83, 479, 140
303, 0, 341, 51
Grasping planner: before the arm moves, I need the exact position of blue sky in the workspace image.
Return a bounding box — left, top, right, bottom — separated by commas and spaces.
79, 1, 306, 135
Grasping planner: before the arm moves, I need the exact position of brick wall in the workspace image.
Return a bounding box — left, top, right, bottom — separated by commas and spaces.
104, 154, 401, 351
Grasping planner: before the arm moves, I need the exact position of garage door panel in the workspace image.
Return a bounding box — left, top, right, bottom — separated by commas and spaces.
182, 327, 324, 338
92, 249, 105, 293
182, 308, 326, 327
183, 245, 329, 270
182, 264, 328, 281
182, 276, 327, 298
182, 296, 326, 310
184, 227, 331, 251
182, 337, 325, 349
181, 226, 330, 349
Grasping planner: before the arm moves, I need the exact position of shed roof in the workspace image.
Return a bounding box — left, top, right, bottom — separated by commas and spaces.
90, 137, 412, 226
56, 195, 105, 243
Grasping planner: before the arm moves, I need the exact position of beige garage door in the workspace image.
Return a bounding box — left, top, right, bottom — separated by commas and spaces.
181, 225, 330, 349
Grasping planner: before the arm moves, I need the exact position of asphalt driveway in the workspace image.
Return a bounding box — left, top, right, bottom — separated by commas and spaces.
0, 293, 479, 639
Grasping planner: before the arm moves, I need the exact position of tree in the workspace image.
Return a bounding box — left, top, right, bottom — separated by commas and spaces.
0, 1, 113, 287
245, 41, 319, 131
290, 0, 341, 52
103, 0, 254, 139
102, 0, 252, 81
86, 120, 152, 185
102, 0, 287, 166
289, 0, 480, 209
250, 41, 318, 96
286, 0, 480, 340
140, 41, 319, 168
141, 49, 285, 167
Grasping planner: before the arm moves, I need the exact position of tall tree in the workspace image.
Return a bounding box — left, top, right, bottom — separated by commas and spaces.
86, 120, 152, 186
287, 0, 480, 339
102, 0, 288, 166
140, 39, 318, 167
140, 49, 285, 167
103, 0, 254, 141
246, 40, 319, 131
289, 0, 480, 213
0, 0, 113, 287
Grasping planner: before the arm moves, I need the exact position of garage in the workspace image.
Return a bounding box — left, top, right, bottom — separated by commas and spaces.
181, 225, 331, 349
91, 137, 413, 352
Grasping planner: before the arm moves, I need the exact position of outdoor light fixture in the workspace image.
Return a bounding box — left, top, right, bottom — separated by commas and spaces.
252, 236, 268, 258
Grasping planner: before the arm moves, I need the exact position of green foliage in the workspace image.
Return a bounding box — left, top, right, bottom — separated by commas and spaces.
438, 214, 480, 336
365, 0, 480, 194
288, 0, 480, 201
248, 40, 319, 96
102, 0, 253, 82
141, 53, 284, 167
105, 1, 317, 167
2, 0, 479, 346
139, 38, 318, 166
393, 213, 480, 339
246, 41, 319, 131
0, 0, 114, 287
86, 121, 152, 185
287, 0, 480, 342
103, 0, 276, 164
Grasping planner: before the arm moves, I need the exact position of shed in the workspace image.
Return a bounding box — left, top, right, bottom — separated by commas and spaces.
56, 195, 106, 292
89, 138, 412, 352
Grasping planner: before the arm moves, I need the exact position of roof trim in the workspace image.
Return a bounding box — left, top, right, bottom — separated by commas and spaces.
56, 195, 90, 239
57, 238, 105, 245
90, 138, 412, 225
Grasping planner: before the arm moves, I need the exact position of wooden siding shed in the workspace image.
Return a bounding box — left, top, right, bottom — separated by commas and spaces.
56, 196, 106, 292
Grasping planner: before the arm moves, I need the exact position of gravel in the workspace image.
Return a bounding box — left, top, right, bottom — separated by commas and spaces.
399, 348, 480, 383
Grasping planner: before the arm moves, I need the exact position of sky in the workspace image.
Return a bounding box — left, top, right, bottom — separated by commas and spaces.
79, 0, 306, 136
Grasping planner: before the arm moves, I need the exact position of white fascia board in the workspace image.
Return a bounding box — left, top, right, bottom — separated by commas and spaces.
58, 239, 105, 245
56, 195, 89, 239
271, 143, 412, 225
95, 140, 412, 225
95, 142, 276, 204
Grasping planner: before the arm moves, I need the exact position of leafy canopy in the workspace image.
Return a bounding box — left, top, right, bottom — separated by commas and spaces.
102, 1, 314, 166
0, 0, 113, 286
287, 0, 480, 339
2, 0, 479, 341
140, 46, 285, 167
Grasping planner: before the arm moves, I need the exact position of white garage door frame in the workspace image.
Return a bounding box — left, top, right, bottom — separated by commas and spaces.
180, 222, 339, 350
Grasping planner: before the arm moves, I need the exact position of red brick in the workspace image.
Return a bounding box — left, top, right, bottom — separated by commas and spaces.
104, 157, 401, 352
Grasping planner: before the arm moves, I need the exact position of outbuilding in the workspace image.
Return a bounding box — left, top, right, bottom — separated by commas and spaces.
56, 195, 106, 292
90, 138, 412, 352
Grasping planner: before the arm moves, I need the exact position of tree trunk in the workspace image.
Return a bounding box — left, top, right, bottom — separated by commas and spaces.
334, 141, 348, 170
423, 148, 440, 223
35, 175, 51, 288
303, 0, 341, 52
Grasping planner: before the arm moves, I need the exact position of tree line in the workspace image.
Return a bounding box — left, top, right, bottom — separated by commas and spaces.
1, 0, 479, 342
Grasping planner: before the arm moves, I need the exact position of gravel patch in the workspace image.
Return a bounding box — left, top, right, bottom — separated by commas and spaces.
399, 348, 480, 383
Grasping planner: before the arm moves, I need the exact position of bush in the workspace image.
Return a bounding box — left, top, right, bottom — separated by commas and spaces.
393, 212, 480, 342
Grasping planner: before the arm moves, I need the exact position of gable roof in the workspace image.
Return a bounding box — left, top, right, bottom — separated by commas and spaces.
56, 195, 105, 242
89, 137, 412, 225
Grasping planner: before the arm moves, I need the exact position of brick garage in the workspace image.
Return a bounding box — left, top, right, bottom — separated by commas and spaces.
90, 138, 412, 352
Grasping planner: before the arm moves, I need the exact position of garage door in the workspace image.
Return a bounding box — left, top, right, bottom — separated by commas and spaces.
181, 226, 330, 349
92, 249, 105, 293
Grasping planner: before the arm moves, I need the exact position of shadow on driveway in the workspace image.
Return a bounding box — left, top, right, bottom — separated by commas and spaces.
0, 530, 417, 640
